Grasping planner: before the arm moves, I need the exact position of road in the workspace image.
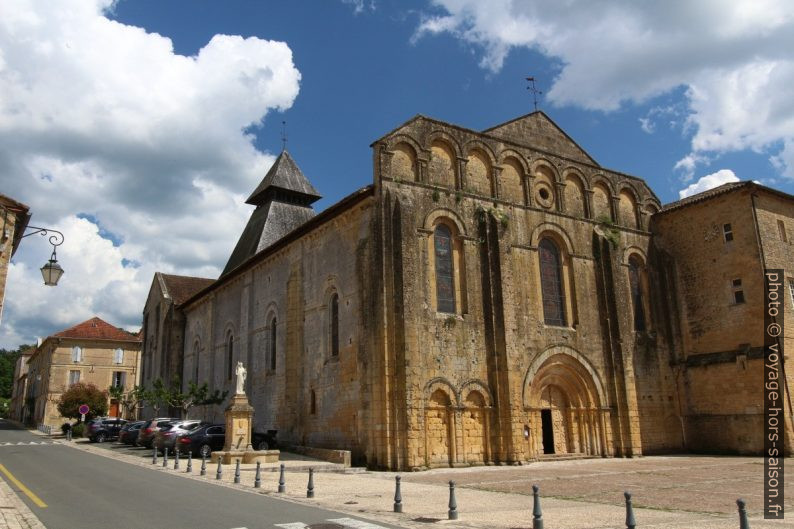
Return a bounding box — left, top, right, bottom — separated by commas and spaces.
0, 420, 398, 529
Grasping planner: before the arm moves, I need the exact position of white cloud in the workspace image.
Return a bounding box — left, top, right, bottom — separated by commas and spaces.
678, 169, 740, 199
342, 0, 376, 15
0, 0, 301, 347
414, 0, 794, 179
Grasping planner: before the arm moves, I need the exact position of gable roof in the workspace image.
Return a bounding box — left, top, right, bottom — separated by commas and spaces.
246, 150, 321, 206
159, 273, 215, 305
482, 111, 599, 165
53, 316, 140, 342
657, 181, 794, 215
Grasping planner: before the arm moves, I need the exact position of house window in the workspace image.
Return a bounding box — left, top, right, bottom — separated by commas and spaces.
111, 371, 126, 389
434, 224, 456, 313
114, 348, 123, 365
539, 238, 567, 326
628, 256, 646, 331
269, 317, 277, 371
778, 220, 788, 242
226, 334, 234, 380
732, 278, 745, 304
68, 370, 80, 386
329, 293, 339, 357
723, 223, 733, 242
71, 346, 82, 363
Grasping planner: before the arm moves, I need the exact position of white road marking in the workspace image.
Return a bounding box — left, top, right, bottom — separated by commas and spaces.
274, 524, 308, 529
327, 519, 390, 529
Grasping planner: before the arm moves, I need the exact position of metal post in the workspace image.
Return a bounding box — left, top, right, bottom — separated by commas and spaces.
278, 463, 286, 493
200, 454, 207, 476
234, 459, 241, 484
174, 449, 180, 470
254, 462, 261, 488
393, 475, 403, 513
216, 458, 223, 480
186, 452, 192, 473
737, 498, 750, 529
162, 447, 168, 468
625, 491, 636, 529
307, 468, 315, 498
152, 446, 157, 465
532, 484, 543, 529
448, 481, 458, 520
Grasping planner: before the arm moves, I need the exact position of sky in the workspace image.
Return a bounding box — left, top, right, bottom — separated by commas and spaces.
1, 0, 793, 347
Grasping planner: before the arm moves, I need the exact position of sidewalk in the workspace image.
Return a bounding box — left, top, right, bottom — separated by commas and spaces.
11, 427, 794, 528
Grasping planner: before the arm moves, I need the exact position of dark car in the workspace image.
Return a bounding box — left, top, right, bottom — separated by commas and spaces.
176, 423, 226, 458
118, 421, 145, 445
86, 418, 128, 443
153, 419, 208, 454
136, 418, 180, 448
252, 430, 278, 451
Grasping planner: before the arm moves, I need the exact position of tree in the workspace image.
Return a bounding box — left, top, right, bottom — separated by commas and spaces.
164, 376, 228, 419
57, 382, 108, 421
0, 344, 33, 399
142, 378, 171, 416
108, 384, 146, 419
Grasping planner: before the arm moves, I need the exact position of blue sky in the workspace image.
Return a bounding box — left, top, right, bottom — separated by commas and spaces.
1, 0, 792, 347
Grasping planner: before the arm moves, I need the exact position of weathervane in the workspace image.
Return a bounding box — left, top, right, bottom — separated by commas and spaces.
281, 120, 287, 151
526, 77, 542, 112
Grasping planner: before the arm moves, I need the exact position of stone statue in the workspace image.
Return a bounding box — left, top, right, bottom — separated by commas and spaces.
235, 361, 247, 395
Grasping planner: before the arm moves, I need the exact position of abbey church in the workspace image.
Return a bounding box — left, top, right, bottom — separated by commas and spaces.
141, 110, 794, 470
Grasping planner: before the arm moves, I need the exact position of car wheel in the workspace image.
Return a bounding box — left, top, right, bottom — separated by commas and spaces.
199, 444, 211, 459
96, 432, 107, 443
256, 440, 269, 451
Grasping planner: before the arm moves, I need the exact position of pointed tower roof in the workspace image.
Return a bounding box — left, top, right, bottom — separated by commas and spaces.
246, 150, 321, 206
222, 150, 321, 277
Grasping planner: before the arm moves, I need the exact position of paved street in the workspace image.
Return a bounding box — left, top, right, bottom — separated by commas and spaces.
0, 420, 398, 529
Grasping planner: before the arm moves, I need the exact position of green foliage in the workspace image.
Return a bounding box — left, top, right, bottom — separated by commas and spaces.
431, 189, 440, 202
475, 205, 509, 228
57, 382, 108, 420
454, 190, 463, 203
0, 344, 33, 399
0, 397, 10, 418
109, 384, 147, 419
71, 423, 85, 437
596, 216, 620, 248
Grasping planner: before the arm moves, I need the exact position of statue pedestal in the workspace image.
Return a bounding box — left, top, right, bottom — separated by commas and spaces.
210, 393, 280, 465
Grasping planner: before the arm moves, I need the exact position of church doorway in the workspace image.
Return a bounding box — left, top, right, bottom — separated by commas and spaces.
540, 409, 555, 454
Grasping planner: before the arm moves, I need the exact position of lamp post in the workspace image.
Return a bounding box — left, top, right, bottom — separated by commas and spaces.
21, 226, 64, 286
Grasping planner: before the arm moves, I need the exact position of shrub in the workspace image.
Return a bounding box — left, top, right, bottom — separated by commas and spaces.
71, 423, 85, 438
56, 382, 108, 421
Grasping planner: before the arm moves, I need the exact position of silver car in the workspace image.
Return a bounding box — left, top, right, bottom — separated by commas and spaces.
154, 419, 208, 454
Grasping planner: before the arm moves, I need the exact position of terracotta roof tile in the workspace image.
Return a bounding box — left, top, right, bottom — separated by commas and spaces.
160, 274, 215, 305
53, 316, 140, 342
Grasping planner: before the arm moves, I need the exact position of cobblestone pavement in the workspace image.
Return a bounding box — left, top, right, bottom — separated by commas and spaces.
0, 467, 47, 529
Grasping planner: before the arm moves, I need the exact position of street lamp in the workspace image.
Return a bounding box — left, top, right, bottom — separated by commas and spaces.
21, 226, 65, 286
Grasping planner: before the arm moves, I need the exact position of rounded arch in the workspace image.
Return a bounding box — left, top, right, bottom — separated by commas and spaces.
427, 137, 457, 189
462, 139, 497, 165
389, 140, 419, 182
425, 130, 463, 159
522, 345, 606, 409
498, 155, 527, 205
424, 377, 459, 407
464, 147, 494, 197
622, 246, 648, 266
590, 179, 613, 220
617, 187, 640, 229
562, 169, 587, 217
498, 149, 530, 173
530, 158, 561, 183
386, 134, 423, 157
588, 174, 616, 195
460, 379, 493, 407
616, 180, 643, 200
222, 321, 236, 341
423, 208, 467, 236
529, 223, 576, 255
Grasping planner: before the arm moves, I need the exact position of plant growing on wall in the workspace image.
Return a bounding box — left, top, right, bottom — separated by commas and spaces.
596, 215, 620, 248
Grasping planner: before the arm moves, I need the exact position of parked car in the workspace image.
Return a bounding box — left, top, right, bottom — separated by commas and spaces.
252, 430, 278, 451
153, 419, 208, 454
86, 418, 128, 443
176, 423, 226, 458
118, 421, 146, 445
136, 417, 180, 448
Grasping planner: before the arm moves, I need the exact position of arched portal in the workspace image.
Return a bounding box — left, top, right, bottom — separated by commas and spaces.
524, 349, 609, 458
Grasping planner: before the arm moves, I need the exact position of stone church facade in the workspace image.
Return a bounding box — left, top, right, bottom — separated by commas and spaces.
141, 111, 793, 470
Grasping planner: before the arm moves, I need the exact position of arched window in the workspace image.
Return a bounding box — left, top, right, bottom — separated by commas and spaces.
193, 341, 200, 384
226, 334, 234, 380
539, 238, 566, 326
270, 317, 277, 371
628, 256, 646, 331
329, 293, 339, 357
434, 224, 455, 313
310, 389, 316, 415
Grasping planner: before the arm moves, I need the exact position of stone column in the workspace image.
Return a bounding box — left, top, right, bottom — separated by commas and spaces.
456, 157, 467, 191
555, 181, 567, 212
584, 189, 595, 220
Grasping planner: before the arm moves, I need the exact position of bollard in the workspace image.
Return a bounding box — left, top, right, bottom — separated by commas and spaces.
393, 475, 403, 513
278, 463, 286, 493
216, 458, 223, 480
448, 480, 458, 520
307, 468, 315, 498
532, 484, 543, 529
625, 491, 636, 529
162, 447, 169, 468
737, 498, 750, 529
234, 459, 241, 484
200, 454, 207, 476
174, 449, 180, 470
66, 430, 72, 442
186, 452, 192, 473
254, 462, 261, 488
152, 446, 158, 465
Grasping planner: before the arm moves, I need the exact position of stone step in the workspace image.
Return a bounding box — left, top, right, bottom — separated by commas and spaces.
536, 453, 599, 462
